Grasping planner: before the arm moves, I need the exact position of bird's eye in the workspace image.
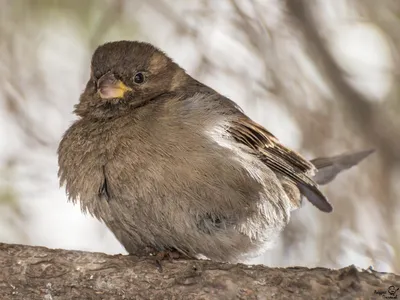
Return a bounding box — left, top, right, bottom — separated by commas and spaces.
133, 72, 145, 84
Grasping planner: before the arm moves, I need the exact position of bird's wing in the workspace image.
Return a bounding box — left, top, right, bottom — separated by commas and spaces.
227, 115, 332, 213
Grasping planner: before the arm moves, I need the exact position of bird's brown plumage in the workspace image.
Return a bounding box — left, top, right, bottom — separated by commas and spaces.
58, 40, 372, 262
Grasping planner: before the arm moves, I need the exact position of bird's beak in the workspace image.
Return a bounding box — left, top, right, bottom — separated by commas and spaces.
97, 73, 132, 99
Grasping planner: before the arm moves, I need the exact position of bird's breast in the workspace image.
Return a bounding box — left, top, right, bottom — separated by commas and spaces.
58, 118, 133, 214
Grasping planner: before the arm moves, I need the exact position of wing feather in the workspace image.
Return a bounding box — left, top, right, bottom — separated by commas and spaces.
228, 117, 332, 212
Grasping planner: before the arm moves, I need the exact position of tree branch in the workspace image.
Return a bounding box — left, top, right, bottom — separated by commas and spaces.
0, 243, 398, 299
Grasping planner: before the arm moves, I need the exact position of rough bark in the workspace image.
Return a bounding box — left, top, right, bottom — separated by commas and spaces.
0, 243, 398, 299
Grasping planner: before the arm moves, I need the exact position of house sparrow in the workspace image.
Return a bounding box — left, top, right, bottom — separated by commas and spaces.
58, 41, 373, 262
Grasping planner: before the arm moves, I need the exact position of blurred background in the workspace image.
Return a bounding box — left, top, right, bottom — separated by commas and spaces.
0, 0, 398, 273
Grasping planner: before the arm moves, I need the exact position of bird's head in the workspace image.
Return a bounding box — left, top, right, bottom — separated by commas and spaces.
75, 40, 186, 118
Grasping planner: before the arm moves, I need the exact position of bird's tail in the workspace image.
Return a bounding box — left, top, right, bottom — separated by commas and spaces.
310, 149, 374, 185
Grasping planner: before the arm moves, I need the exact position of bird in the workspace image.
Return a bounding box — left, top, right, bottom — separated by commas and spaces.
58, 40, 373, 263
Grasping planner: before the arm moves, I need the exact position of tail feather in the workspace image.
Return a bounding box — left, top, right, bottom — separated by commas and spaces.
310, 149, 374, 185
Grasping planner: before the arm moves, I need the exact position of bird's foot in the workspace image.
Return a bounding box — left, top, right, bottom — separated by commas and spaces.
153, 250, 182, 272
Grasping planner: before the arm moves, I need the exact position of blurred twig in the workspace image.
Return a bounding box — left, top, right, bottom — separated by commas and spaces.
286, 0, 400, 162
